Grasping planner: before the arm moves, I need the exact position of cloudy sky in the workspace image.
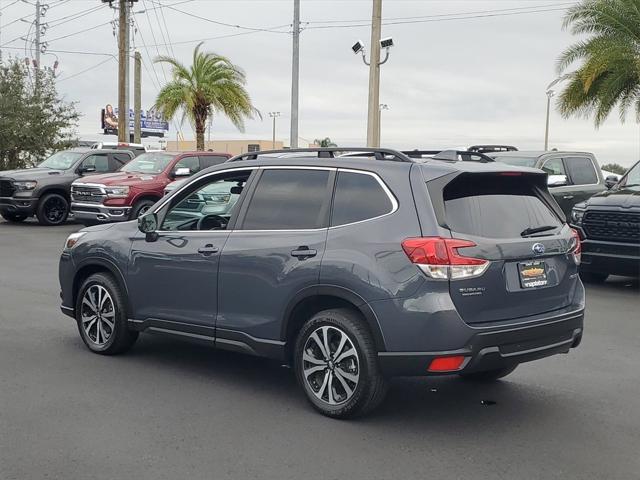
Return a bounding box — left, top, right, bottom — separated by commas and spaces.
1, 0, 638, 167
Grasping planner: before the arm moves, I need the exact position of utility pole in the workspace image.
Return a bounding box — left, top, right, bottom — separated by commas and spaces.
269, 112, 281, 149
366, 0, 382, 147
117, 0, 130, 142
289, 0, 300, 148
34, 0, 41, 85
133, 51, 141, 143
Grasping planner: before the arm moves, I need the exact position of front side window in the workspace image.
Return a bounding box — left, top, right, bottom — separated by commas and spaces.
565, 157, 598, 185
161, 170, 251, 231
38, 151, 83, 170
241, 169, 331, 230
121, 153, 175, 174
331, 171, 394, 226
541, 158, 566, 176
81, 154, 110, 172
620, 161, 640, 188
174, 156, 200, 174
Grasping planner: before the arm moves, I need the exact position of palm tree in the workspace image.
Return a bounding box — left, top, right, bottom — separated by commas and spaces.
314, 137, 337, 147
556, 0, 640, 126
154, 43, 259, 150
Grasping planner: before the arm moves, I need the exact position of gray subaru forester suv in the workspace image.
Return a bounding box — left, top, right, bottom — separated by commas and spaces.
59, 148, 585, 418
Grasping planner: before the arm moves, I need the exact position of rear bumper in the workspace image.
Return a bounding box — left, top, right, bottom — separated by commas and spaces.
71, 202, 131, 223
378, 308, 584, 376
0, 196, 38, 216
579, 239, 640, 277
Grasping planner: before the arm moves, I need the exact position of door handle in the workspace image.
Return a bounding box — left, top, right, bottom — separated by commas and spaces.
563, 195, 574, 199
198, 244, 219, 256
291, 247, 317, 259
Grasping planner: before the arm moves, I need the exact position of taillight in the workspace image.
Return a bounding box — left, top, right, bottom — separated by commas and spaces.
401, 237, 490, 280
569, 228, 581, 265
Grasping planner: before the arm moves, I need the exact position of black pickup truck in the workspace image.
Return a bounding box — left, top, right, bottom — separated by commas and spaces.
570, 160, 640, 282
0, 148, 133, 225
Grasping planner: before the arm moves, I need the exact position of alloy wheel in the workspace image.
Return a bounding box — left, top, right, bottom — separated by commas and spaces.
302, 326, 360, 405
80, 285, 115, 346
44, 197, 66, 223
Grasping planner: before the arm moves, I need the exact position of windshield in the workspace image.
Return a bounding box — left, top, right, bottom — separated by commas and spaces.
619, 161, 640, 188
491, 156, 538, 168
38, 151, 83, 170
121, 152, 175, 174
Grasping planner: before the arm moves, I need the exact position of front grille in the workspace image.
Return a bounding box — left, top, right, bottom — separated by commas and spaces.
0, 179, 15, 197
71, 185, 106, 204
583, 211, 640, 244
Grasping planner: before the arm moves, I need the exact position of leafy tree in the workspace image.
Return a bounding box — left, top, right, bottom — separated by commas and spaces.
556, 0, 640, 126
601, 163, 628, 175
314, 137, 337, 147
154, 42, 259, 151
0, 59, 79, 170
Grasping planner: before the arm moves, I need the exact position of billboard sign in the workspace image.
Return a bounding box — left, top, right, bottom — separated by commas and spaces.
101, 104, 169, 137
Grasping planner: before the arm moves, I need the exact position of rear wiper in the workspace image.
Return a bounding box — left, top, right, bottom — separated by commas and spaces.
520, 225, 559, 237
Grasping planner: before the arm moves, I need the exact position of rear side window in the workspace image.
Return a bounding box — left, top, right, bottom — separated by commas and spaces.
565, 157, 598, 185
331, 171, 394, 226
241, 169, 331, 230
199, 155, 228, 169
443, 174, 562, 238
112, 153, 132, 169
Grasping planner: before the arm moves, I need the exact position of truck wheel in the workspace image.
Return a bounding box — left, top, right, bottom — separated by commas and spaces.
130, 199, 155, 220
459, 365, 517, 382
1, 212, 27, 222
294, 308, 388, 419
579, 270, 608, 283
75, 272, 138, 355
36, 193, 69, 226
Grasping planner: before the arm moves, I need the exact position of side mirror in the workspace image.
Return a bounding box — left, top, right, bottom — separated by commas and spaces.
547, 174, 568, 187
138, 212, 158, 241
605, 175, 619, 189
172, 167, 191, 178
79, 165, 96, 175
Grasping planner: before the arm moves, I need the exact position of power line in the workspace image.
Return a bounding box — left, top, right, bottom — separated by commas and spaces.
45, 20, 112, 44
0, 0, 21, 12
48, 4, 107, 29
57, 56, 114, 83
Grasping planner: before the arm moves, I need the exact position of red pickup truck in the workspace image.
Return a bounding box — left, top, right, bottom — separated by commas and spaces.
70, 151, 231, 225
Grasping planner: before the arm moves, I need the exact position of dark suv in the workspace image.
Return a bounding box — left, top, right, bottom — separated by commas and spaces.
59, 148, 585, 418
570, 159, 640, 282
0, 149, 134, 225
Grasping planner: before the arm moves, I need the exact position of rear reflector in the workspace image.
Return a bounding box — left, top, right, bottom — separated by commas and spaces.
401, 237, 489, 280
428, 356, 467, 372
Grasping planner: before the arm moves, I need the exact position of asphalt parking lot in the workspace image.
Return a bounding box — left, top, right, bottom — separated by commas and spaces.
1, 219, 639, 480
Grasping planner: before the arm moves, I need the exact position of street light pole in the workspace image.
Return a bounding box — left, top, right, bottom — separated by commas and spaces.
269, 112, 281, 149
366, 0, 382, 147
544, 90, 554, 151
290, 0, 300, 148
378, 103, 388, 143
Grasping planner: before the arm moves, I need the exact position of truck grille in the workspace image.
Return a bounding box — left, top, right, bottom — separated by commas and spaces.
0, 179, 15, 197
71, 185, 106, 204
583, 211, 640, 244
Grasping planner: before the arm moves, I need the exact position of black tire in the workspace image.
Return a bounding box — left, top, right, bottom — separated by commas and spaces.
580, 270, 609, 283
1, 212, 27, 222
459, 365, 517, 382
36, 193, 69, 226
130, 199, 156, 220
294, 308, 388, 419
75, 272, 138, 355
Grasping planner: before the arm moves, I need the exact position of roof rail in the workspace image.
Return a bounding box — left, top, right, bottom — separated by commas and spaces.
228, 147, 413, 163
401, 149, 495, 163
468, 144, 518, 153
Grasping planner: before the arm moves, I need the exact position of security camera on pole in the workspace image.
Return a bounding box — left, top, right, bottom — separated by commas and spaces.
352, 0, 393, 148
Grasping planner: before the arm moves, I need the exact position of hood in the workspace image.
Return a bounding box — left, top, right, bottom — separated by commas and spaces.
0, 168, 64, 180
75, 171, 161, 187
585, 186, 640, 209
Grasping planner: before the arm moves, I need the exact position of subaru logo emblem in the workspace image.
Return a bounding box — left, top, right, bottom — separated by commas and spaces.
532, 243, 545, 255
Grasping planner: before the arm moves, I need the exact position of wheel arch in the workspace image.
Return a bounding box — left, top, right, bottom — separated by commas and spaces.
38, 187, 70, 202
282, 286, 387, 365
72, 257, 130, 315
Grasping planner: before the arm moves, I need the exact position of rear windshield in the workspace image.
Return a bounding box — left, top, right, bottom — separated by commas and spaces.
443, 174, 562, 238
491, 156, 538, 168
121, 152, 175, 174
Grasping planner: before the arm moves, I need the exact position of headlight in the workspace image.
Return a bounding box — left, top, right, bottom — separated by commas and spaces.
13, 180, 37, 191
571, 209, 585, 224
64, 232, 86, 250
104, 185, 129, 198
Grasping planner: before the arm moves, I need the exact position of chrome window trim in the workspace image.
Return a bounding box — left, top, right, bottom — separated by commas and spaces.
151, 165, 399, 234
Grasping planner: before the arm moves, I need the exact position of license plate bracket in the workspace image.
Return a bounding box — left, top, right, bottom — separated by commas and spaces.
518, 260, 548, 289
